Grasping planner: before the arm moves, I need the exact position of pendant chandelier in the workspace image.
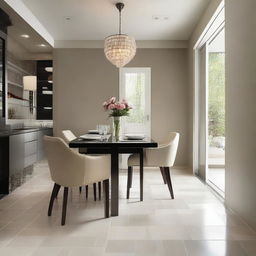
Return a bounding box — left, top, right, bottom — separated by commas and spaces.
104, 2, 136, 68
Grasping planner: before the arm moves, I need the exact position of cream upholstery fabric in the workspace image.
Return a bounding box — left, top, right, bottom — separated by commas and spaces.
62, 130, 77, 143
44, 136, 110, 187
128, 132, 180, 167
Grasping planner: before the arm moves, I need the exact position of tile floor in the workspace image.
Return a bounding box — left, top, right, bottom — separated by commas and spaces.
208, 168, 225, 192
0, 161, 256, 256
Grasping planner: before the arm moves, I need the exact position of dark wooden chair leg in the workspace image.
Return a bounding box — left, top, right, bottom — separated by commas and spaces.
103, 179, 109, 218
140, 151, 144, 201
98, 182, 101, 200
79, 186, 82, 193
93, 183, 97, 201
127, 166, 132, 199
61, 187, 69, 225
130, 166, 133, 188
54, 184, 61, 199
85, 185, 88, 199
48, 183, 61, 216
164, 167, 174, 199
160, 167, 167, 184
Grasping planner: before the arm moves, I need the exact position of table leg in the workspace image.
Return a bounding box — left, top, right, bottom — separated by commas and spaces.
140, 149, 144, 201
111, 148, 119, 216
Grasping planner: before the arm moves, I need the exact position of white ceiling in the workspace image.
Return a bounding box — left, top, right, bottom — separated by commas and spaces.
21, 0, 211, 41
8, 24, 52, 53
0, 1, 52, 58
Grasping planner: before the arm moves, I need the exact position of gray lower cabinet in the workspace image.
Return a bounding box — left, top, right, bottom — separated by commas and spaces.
7, 128, 53, 193
9, 134, 25, 187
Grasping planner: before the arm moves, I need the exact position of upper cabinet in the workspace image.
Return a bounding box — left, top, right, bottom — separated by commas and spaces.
0, 8, 11, 123
36, 60, 53, 120
0, 33, 6, 120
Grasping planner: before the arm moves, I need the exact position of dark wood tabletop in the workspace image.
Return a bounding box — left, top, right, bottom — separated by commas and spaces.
69, 136, 157, 148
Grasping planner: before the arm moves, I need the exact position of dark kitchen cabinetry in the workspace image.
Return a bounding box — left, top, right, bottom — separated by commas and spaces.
37, 60, 53, 120
0, 136, 9, 194
0, 8, 11, 125
0, 31, 6, 121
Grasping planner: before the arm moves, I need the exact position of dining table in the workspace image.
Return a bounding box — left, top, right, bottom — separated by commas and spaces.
69, 135, 158, 216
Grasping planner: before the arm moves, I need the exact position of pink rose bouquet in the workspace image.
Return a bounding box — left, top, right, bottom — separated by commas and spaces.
103, 97, 132, 117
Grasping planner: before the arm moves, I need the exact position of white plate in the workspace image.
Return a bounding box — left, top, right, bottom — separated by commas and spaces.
80, 134, 102, 140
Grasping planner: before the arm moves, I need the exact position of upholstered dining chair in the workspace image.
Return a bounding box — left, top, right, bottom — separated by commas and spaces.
127, 132, 179, 199
44, 136, 110, 225
62, 130, 100, 200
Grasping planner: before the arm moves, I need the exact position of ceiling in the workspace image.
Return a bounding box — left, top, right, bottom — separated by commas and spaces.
21, 0, 211, 41
0, 1, 52, 58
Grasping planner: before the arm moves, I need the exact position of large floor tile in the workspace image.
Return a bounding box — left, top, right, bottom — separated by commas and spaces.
0, 247, 35, 256
184, 240, 247, 256
0, 161, 254, 256
108, 226, 149, 240
105, 240, 136, 253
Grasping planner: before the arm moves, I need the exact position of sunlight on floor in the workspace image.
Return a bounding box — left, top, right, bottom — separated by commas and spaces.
208, 168, 225, 192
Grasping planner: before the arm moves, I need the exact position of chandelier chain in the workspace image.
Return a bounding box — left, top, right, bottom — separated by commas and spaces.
119, 8, 122, 34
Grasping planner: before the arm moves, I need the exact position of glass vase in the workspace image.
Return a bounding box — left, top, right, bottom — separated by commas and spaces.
112, 116, 121, 140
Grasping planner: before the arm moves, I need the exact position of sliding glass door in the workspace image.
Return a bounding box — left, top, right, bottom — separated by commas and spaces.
196, 27, 225, 195
207, 28, 225, 193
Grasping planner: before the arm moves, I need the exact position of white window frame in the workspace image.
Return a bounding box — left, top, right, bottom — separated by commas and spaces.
193, 2, 225, 175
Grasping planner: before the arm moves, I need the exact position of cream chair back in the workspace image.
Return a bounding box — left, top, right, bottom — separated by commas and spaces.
44, 136, 111, 187
44, 136, 86, 187
165, 132, 180, 167
144, 132, 180, 167
62, 130, 77, 143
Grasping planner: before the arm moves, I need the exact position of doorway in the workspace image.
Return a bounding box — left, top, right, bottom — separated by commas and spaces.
196, 27, 225, 195
119, 67, 151, 169
207, 28, 225, 193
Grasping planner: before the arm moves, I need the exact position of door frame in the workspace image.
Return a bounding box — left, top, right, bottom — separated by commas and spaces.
119, 67, 151, 137
196, 44, 209, 181
119, 67, 151, 170
193, 3, 225, 177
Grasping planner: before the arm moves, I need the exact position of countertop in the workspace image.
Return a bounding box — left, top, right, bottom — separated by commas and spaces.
0, 127, 53, 137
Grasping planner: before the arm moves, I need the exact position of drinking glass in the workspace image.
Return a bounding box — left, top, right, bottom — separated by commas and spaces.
103, 125, 110, 135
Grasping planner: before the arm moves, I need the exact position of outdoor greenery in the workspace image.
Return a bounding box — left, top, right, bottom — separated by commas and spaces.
126, 73, 145, 124
208, 52, 225, 139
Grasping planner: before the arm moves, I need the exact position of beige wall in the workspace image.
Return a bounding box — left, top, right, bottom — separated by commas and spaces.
53, 48, 189, 166
53, 49, 118, 138
225, 0, 256, 230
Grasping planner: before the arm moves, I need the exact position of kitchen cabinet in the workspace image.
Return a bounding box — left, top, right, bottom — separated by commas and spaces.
0, 128, 52, 194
